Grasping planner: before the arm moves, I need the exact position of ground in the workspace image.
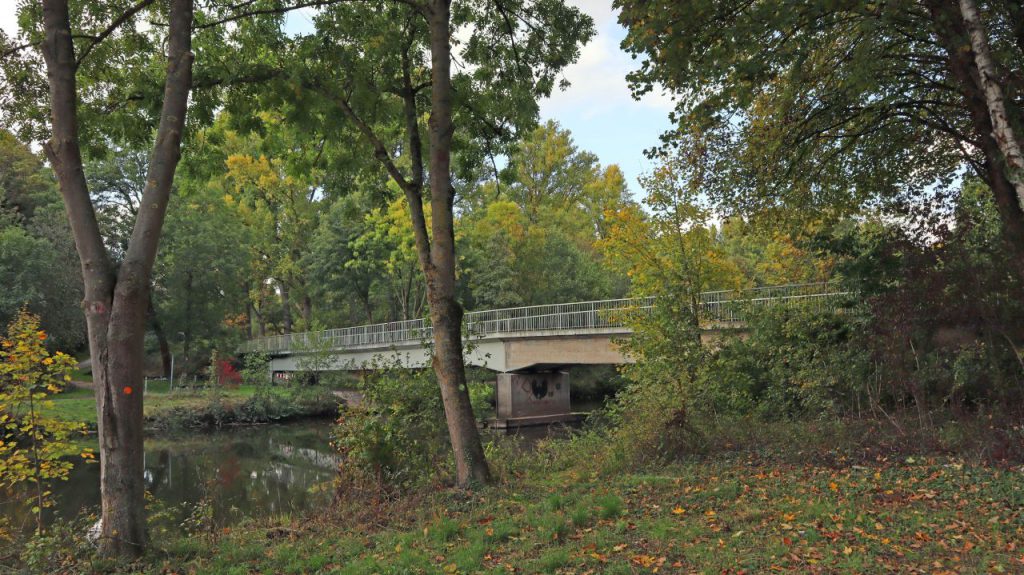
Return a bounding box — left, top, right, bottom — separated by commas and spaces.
123, 449, 1023, 575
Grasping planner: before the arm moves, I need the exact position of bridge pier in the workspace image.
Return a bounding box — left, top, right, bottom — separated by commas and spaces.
489, 371, 578, 429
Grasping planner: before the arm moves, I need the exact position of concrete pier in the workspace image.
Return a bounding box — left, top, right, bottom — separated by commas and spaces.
489, 371, 578, 428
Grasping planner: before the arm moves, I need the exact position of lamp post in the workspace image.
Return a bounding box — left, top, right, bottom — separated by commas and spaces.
169, 331, 185, 393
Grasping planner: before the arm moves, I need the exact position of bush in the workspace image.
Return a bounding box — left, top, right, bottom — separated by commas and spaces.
595, 297, 869, 470
333, 360, 490, 495
0, 310, 92, 534
697, 302, 872, 419
594, 298, 711, 469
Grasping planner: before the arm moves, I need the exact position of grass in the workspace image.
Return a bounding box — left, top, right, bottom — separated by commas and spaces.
69, 367, 93, 383
46, 384, 305, 429
77, 443, 1022, 575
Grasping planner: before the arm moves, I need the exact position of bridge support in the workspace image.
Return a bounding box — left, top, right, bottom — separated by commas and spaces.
489, 371, 577, 429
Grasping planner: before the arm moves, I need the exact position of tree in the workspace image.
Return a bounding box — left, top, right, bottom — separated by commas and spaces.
306, 192, 386, 325
601, 133, 744, 322
958, 0, 1024, 205
348, 195, 430, 321
86, 146, 177, 375
9, 0, 196, 557
0, 132, 84, 351
0, 131, 58, 223
237, 0, 594, 487
3, 0, 398, 557
502, 120, 630, 234
214, 114, 327, 334
616, 0, 1024, 277
598, 141, 742, 465
223, 150, 319, 333
153, 186, 250, 372
718, 219, 836, 287
459, 122, 630, 309
504, 120, 603, 220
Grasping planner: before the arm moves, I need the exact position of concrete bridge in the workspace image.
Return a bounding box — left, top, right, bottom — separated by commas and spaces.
240, 283, 849, 427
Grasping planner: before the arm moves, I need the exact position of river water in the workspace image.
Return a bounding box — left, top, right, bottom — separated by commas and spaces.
1, 420, 339, 533
2, 404, 605, 533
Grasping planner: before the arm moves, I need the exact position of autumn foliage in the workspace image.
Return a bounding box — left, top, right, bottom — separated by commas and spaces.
0, 309, 91, 534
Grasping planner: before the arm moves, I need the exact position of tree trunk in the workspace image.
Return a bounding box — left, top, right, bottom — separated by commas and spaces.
39, 0, 194, 558
148, 293, 172, 377
425, 0, 491, 487
281, 281, 293, 333
246, 300, 256, 340
958, 0, 1024, 208
245, 281, 256, 339
333, 0, 492, 486
180, 270, 194, 369
928, 0, 1024, 281
302, 294, 313, 327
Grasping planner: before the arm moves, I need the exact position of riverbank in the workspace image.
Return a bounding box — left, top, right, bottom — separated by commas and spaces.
46, 384, 339, 432
31, 418, 1021, 574
72, 452, 1021, 574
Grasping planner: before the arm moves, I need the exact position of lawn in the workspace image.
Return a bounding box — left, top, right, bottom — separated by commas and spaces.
47, 384, 285, 428
132, 453, 1023, 574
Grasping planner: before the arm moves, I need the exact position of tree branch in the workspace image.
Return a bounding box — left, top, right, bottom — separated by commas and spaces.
332, 91, 414, 194
119, 0, 194, 291
40, 0, 114, 298
75, 0, 158, 67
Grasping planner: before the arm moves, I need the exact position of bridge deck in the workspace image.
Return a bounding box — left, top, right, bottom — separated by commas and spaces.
242, 283, 850, 372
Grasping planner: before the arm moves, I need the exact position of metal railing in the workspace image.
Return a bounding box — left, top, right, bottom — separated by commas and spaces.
239, 282, 851, 354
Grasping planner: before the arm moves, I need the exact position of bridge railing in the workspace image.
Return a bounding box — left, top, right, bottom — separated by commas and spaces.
465, 297, 656, 335
239, 282, 850, 354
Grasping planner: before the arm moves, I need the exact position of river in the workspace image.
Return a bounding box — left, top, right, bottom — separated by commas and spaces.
1, 409, 602, 533
1, 420, 339, 534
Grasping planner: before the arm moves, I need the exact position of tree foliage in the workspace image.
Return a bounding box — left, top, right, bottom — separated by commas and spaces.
615, 0, 1024, 270
0, 131, 84, 351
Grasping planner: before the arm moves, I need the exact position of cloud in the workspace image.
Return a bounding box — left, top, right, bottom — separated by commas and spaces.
540, 1, 673, 120
0, 9, 18, 37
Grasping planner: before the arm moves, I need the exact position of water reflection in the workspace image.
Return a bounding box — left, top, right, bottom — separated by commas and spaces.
1, 421, 338, 532
2, 407, 605, 533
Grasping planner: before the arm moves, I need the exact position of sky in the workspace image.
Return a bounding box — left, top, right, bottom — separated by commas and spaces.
1, 2, 673, 194
535, 1, 673, 193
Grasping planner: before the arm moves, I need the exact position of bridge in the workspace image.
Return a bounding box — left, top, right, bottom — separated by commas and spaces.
240, 282, 849, 427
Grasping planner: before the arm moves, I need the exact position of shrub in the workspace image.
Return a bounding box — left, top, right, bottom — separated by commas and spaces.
0, 309, 92, 534
333, 359, 489, 495
697, 302, 872, 419
599, 298, 709, 468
